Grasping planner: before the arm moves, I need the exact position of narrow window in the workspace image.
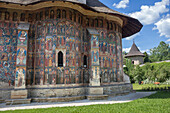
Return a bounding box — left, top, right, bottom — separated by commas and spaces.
81, 16, 83, 25
20, 13, 25, 21
57, 9, 61, 19
83, 55, 87, 68
62, 10, 66, 19
5, 12, 10, 20
58, 51, 63, 67
50, 10, 54, 19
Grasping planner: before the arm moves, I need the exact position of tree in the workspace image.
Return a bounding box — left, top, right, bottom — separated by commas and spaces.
149, 41, 170, 62
143, 52, 150, 63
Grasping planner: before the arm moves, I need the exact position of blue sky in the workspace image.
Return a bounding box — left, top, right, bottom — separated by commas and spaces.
99, 0, 170, 53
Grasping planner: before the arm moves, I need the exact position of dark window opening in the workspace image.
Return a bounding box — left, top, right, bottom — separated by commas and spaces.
91, 19, 94, 27
36, 13, 40, 21
83, 55, 87, 68
86, 18, 89, 26
58, 51, 63, 67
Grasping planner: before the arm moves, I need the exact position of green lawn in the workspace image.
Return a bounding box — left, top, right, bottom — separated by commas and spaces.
133, 83, 170, 91
1, 91, 170, 113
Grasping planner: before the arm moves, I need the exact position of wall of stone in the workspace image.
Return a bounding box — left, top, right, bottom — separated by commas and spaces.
128, 56, 144, 65
103, 83, 133, 96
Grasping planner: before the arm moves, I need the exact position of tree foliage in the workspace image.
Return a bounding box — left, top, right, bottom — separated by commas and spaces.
149, 41, 170, 62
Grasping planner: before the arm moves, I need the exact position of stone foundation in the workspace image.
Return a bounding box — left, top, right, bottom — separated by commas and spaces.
5, 99, 31, 105
0, 83, 133, 105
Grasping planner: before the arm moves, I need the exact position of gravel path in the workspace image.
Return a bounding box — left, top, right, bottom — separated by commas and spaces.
0, 91, 156, 111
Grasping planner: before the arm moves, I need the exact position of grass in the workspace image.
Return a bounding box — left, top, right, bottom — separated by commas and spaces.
133, 83, 170, 91
1, 91, 170, 113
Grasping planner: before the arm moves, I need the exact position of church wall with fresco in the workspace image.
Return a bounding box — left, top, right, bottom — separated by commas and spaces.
0, 7, 123, 87
0, 4, 128, 100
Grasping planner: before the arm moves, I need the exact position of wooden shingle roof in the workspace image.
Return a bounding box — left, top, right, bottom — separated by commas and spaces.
0, 0, 143, 38
125, 42, 145, 57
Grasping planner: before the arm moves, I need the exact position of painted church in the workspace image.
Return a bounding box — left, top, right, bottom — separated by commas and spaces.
0, 0, 142, 104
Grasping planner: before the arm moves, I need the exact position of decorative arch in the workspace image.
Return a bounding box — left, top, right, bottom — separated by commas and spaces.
56, 48, 66, 67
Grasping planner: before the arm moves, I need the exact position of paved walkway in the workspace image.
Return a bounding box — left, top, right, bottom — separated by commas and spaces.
0, 92, 156, 111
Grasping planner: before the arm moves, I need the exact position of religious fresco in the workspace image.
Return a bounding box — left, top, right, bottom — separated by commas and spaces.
0, 22, 18, 86
18, 31, 27, 46
16, 47, 27, 66
15, 67, 26, 87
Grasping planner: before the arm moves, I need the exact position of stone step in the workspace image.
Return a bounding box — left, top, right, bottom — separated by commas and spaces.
5, 99, 31, 105
87, 95, 108, 100
32, 95, 86, 103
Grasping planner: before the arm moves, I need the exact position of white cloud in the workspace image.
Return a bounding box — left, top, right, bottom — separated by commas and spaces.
123, 47, 131, 53
153, 14, 170, 39
166, 39, 170, 42
125, 33, 140, 40
129, 0, 170, 25
113, 0, 129, 9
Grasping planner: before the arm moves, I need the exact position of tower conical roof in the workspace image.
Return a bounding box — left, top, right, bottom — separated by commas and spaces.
125, 42, 145, 57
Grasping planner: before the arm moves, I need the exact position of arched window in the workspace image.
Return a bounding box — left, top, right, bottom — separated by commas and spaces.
78, 14, 80, 23
50, 10, 54, 19
20, 13, 25, 21
83, 55, 87, 68
58, 51, 63, 67
62, 10, 66, 19
5, 12, 10, 20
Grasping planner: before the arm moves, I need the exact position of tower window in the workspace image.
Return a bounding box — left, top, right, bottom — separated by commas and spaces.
58, 51, 63, 67
62, 10, 66, 19
84, 55, 87, 68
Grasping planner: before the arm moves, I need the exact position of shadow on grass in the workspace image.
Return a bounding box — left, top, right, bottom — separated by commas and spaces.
143, 91, 170, 99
